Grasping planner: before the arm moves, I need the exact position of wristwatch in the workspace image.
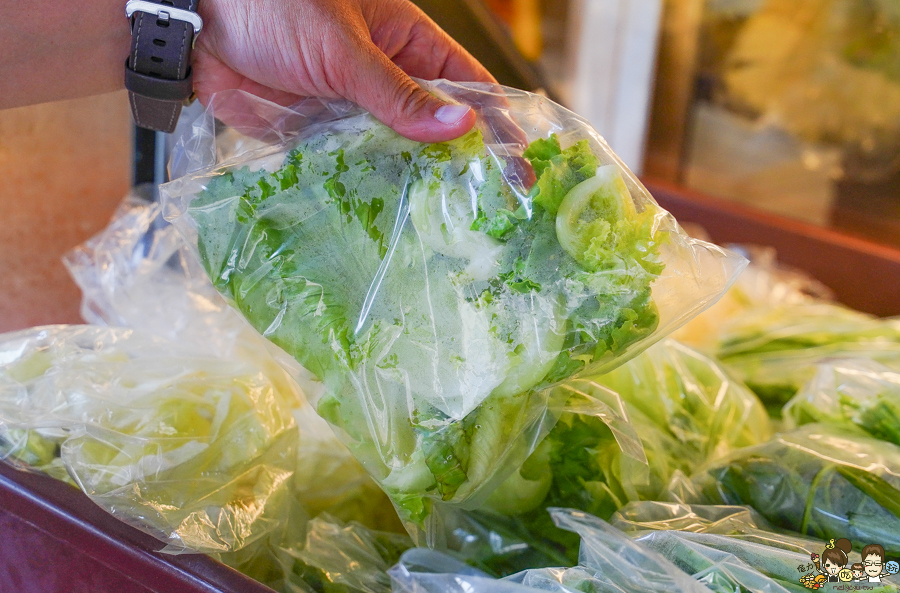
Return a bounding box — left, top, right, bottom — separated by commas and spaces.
124, 0, 203, 133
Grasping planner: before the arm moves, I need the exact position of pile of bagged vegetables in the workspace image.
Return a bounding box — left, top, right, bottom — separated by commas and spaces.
2, 82, 900, 592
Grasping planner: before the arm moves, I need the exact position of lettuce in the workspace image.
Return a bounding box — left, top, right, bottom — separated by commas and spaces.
187, 114, 664, 529
0, 326, 299, 553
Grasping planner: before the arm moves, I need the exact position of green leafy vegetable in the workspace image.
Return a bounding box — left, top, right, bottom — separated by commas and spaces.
0, 326, 299, 554
479, 340, 771, 566
187, 114, 665, 530
785, 358, 900, 448
716, 303, 900, 415
687, 424, 900, 556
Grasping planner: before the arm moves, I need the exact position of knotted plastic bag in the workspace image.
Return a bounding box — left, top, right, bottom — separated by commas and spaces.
160, 81, 746, 540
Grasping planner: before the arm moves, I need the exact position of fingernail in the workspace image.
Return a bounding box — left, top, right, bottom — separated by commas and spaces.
435, 104, 471, 125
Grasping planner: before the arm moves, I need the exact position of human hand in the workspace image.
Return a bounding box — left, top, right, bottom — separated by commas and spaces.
193, 0, 496, 142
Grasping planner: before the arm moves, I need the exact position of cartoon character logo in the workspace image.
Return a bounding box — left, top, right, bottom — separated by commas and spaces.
812, 538, 852, 583
799, 538, 899, 589
860, 543, 900, 583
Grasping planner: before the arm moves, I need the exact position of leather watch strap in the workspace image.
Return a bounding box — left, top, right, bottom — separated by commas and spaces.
125, 0, 200, 133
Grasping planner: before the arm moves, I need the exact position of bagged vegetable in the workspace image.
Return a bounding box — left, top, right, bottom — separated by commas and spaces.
635, 530, 821, 592
390, 550, 541, 593
390, 508, 713, 593
0, 325, 297, 554
64, 189, 401, 534
681, 424, 900, 556
714, 303, 900, 414
160, 83, 745, 538
613, 502, 900, 592
274, 513, 412, 593
594, 339, 770, 460
0, 323, 411, 591
610, 502, 779, 537
784, 358, 900, 446
472, 339, 770, 564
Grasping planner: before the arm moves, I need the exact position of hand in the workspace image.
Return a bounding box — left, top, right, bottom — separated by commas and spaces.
194, 0, 497, 142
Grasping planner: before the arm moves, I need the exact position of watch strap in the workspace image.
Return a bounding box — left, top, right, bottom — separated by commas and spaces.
125, 0, 200, 133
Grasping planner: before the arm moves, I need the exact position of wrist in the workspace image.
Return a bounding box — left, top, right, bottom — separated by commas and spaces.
0, 0, 131, 110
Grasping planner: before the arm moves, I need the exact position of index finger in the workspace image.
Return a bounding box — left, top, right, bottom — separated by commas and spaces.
374, 5, 497, 84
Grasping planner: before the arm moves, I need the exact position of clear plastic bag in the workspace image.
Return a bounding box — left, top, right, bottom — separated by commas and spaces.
634, 530, 815, 593
714, 302, 900, 414
389, 549, 539, 593
274, 513, 412, 593
469, 338, 770, 566
611, 501, 827, 559
610, 502, 777, 536
613, 502, 897, 592
683, 424, 900, 557
0, 322, 407, 590
666, 245, 900, 416
0, 325, 298, 554
160, 82, 746, 539
390, 508, 713, 593
63, 189, 402, 535
671, 245, 834, 351
784, 358, 900, 447
593, 339, 771, 460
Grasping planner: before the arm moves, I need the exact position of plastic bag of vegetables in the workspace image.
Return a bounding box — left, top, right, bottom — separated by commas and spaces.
610, 501, 779, 537
0, 325, 298, 554
160, 82, 746, 540
680, 424, 900, 556
611, 502, 838, 589
784, 358, 900, 447
714, 303, 900, 414
390, 508, 712, 593
467, 339, 770, 564
671, 244, 833, 352
273, 512, 412, 593
635, 529, 825, 593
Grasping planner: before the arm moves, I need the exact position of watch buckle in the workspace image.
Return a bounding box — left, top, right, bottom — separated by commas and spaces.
125, 0, 203, 35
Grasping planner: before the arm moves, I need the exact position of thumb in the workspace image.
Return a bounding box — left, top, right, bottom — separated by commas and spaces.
339, 43, 476, 143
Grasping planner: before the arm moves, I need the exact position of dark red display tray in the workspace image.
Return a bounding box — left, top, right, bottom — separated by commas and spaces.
0, 460, 276, 593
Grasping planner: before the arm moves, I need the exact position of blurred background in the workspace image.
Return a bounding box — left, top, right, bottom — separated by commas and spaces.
2, 0, 899, 332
